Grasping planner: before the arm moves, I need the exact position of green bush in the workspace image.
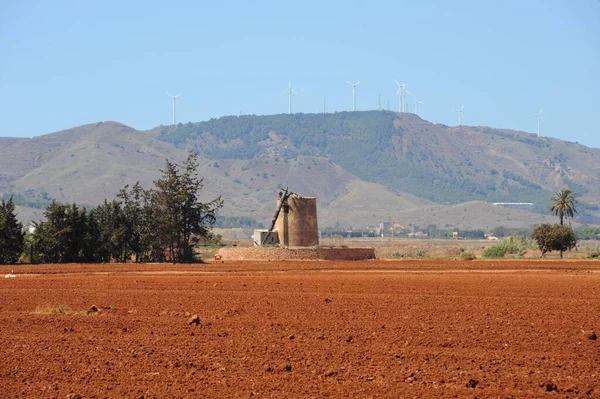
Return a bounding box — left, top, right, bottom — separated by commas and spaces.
531, 224, 577, 258
500, 236, 535, 256
484, 245, 506, 258
483, 236, 534, 258
460, 251, 476, 260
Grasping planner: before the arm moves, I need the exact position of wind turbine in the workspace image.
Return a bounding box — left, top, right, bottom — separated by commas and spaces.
282, 79, 297, 114
535, 109, 543, 137
413, 97, 424, 116
453, 105, 464, 126
405, 89, 416, 113
166, 93, 182, 125
395, 81, 408, 112
346, 81, 360, 111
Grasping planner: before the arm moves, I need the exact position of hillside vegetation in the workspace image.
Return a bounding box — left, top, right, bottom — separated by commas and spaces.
153, 111, 600, 212
1, 112, 599, 229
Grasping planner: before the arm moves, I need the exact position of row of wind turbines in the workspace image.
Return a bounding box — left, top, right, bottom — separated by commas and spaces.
167, 82, 545, 137
283, 79, 426, 116
282, 79, 544, 137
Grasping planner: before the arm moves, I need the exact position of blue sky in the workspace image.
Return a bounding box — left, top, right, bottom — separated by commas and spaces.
1, 1, 599, 148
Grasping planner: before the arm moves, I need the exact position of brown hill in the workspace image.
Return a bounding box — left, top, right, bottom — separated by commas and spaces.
1, 113, 598, 230
151, 112, 600, 213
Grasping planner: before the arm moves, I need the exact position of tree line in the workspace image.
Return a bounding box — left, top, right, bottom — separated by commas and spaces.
1, 152, 223, 264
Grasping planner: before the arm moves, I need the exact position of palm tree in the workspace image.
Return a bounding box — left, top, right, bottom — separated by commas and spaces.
550, 188, 578, 226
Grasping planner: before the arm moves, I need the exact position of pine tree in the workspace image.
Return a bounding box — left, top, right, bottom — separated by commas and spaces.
118, 182, 146, 262
0, 196, 25, 264
179, 152, 223, 262
151, 159, 182, 261
149, 153, 223, 262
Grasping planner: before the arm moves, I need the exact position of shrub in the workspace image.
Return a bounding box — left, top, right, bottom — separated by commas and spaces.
483, 236, 534, 258
484, 245, 506, 258
500, 236, 535, 256
531, 224, 577, 258
460, 251, 476, 260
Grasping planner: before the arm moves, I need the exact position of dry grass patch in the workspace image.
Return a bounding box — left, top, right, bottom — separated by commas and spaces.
33, 305, 87, 316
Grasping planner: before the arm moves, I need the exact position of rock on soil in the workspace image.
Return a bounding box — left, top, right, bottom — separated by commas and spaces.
188, 314, 201, 326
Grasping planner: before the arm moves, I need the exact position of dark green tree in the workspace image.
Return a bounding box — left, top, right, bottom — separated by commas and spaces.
0, 196, 25, 264
550, 188, 577, 225
151, 158, 182, 261
179, 152, 223, 262
117, 182, 147, 262
31, 200, 68, 263
63, 203, 89, 263
150, 152, 223, 262
532, 224, 577, 258
91, 200, 126, 262
30, 201, 95, 263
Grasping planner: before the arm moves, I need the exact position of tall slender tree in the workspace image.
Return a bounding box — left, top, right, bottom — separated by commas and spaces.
179, 152, 223, 262
550, 188, 578, 226
0, 196, 25, 264
117, 182, 146, 262
151, 159, 182, 261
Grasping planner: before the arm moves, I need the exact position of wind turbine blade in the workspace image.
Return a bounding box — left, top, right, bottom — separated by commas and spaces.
395, 80, 400, 86
292, 89, 298, 94
356, 81, 360, 85
460, 105, 464, 111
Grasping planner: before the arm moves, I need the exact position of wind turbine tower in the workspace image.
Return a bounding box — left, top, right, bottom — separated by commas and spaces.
453, 105, 464, 126
395, 81, 408, 112
282, 79, 297, 114
535, 109, 543, 137
414, 97, 424, 116
167, 93, 182, 125
405, 89, 414, 113
346, 81, 360, 111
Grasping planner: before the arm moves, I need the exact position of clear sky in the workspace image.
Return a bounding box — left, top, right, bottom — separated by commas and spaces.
1, 1, 599, 148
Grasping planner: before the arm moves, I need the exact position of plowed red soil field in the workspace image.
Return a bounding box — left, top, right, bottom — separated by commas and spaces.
1, 260, 599, 398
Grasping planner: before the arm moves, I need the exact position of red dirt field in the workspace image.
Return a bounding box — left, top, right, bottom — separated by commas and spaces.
1, 260, 599, 398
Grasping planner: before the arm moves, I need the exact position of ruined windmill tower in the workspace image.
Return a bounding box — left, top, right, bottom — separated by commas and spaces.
223, 187, 375, 260
275, 192, 319, 247
254, 188, 319, 247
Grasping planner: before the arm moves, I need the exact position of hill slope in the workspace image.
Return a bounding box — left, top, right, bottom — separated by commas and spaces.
152, 111, 600, 211
0, 121, 429, 227
1, 112, 598, 229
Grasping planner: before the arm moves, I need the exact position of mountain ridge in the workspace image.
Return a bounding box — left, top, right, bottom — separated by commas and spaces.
1, 113, 598, 229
